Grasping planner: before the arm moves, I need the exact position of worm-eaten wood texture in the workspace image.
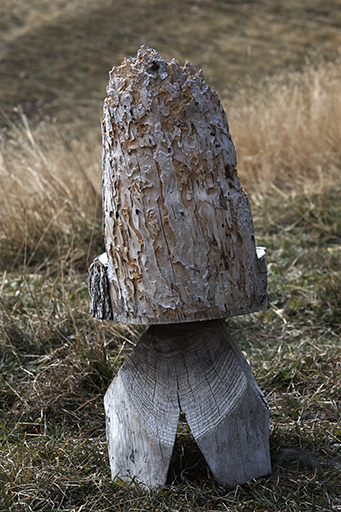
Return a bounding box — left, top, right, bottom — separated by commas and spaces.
101, 45, 267, 324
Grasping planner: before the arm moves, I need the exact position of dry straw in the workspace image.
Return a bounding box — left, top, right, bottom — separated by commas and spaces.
0, 112, 102, 270
229, 58, 341, 198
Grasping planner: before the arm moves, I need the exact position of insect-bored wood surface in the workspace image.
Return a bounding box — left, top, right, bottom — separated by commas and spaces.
100, 45, 267, 324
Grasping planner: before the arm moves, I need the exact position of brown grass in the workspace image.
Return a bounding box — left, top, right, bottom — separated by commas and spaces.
0, 0, 102, 41
0, 113, 102, 271
1, 0, 341, 137
229, 58, 341, 196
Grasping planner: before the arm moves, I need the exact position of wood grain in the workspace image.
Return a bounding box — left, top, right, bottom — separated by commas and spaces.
104, 372, 177, 487
104, 320, 271, 487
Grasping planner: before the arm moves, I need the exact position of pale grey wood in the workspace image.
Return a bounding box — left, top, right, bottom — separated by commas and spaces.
195, 387, 271, 488
104, 320, 271, 487
100, 45, 267, 324
104, 372, 178, 487
182, 320, 272, 488
104, 324, 181, 486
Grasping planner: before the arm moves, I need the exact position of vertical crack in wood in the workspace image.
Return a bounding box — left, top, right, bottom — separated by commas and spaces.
104, 320, 271, 487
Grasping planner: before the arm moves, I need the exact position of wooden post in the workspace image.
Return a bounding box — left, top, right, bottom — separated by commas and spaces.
89, 45, 271, 488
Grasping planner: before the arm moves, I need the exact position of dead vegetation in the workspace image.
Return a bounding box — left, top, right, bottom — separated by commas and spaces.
1, 0, 341, 136
230, 58, 341, 197
0, 2, 341, 508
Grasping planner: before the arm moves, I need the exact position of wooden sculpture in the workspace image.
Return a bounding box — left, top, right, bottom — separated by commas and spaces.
89, 45, 271, 488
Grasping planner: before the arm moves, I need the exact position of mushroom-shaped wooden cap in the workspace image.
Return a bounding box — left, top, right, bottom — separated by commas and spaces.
96, 45, 267, 324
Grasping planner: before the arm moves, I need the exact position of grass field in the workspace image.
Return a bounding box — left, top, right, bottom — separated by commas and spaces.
1, 1, 341, 511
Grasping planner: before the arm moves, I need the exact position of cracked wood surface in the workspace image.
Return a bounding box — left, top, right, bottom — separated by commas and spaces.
100, 45, 267, 324
104, 320, 271, 487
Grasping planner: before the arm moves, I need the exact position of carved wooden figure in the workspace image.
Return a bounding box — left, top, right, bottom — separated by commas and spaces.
89, 45, 271, 488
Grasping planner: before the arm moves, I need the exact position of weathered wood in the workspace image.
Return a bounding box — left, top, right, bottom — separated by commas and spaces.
100, 45, 267, 324
90, 47, 271, 490
88, 252, 112, 320
104, 319, 271, 487
89, 248, 267, 324
104, 372, 178, 487
187, 321, 272, 488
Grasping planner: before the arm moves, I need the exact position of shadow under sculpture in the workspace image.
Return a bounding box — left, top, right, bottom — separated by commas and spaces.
88, 45, 272, 488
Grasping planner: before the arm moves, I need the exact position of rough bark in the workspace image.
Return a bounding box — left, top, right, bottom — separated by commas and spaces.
88, 253, 112, 320
89, 248, 267, 322
100, 45, 267, 324
104, 320, 272, 488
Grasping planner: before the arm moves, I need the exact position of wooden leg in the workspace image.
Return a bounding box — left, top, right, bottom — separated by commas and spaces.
104, 371, 178, 487
104, 319, 271, 488
104, 335, 180, 487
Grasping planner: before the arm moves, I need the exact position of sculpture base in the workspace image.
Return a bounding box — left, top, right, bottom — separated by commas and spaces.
104, 319, 272, 488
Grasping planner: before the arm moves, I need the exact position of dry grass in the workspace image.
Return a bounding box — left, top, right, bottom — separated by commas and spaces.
0, 113, 103, 271
0, 57, 341, 510
0, 0, 106, 45
1, 58, 341, 272
229, 57, 341, 196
